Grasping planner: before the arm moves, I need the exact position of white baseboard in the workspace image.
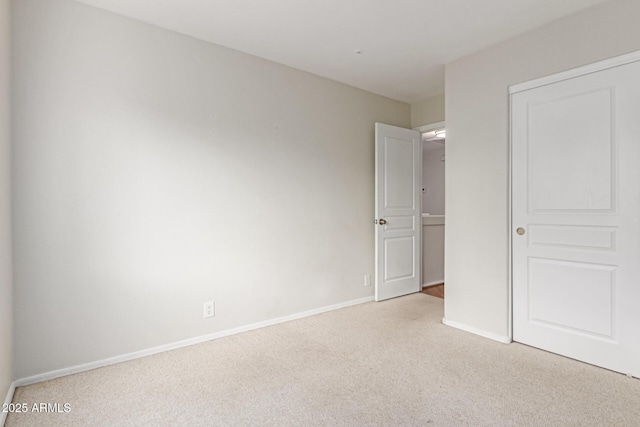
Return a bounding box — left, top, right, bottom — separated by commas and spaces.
15, 296, 374, 388
442, 318, 511, 344
1, 381, 16, 427
422, 280, 444, 288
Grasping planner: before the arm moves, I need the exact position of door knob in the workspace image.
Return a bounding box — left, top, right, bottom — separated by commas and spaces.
379, 219, 387, 225
516, 227, 525, 235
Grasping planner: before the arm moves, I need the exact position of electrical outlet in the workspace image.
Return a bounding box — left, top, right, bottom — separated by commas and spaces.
364, 274, 371, 287
204, 301, 215, 319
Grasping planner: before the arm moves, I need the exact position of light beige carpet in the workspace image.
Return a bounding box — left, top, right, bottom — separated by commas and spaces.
7, 293, 640, 426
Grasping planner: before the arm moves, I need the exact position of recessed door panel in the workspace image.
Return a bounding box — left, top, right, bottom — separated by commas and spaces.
384, 237, 415, 281
528, 225, 616, 251
382, 215, 415, 231
528, 258, 615, 338
528, 89, 614, 213
384, 137, 415, 209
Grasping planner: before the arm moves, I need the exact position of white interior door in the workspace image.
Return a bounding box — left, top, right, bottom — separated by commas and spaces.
375, 123, 422, 301
512, 57, 640, 377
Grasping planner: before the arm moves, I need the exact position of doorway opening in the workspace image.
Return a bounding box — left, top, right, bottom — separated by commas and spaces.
415, 121, 446, 299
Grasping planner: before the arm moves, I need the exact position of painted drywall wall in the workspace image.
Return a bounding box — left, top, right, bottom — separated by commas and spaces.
444, 0, 640, 338
0, 0, 13, 402
411, 94, 445, 128
422, 145, 445, 215
422, 216, 445, 287
12, 0, 409, 378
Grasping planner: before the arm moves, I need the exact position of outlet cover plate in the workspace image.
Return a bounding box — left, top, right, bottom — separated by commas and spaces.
204, 301, 215, 319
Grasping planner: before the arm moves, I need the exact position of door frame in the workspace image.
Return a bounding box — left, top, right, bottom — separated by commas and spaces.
508, 49, 640, 343
414, 120, 445, 292
413, 121, 445, 135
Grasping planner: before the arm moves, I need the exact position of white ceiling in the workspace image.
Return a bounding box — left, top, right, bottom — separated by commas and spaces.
74, 0, 611, 103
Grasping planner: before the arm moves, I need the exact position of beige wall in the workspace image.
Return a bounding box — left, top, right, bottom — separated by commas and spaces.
12, 0, 409, 378
422, 146, 445, 215
444, 0, 640, 338
0, 0, 13, 405
411, 93, 445, 128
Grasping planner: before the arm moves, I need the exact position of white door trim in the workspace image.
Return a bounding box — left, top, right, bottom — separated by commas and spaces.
413, 121, 445, 134
508, 113, 513, 342
510, 50, 640, 94
508, 48, 640, 344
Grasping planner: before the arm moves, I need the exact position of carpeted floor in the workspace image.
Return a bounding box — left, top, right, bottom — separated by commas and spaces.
7, 293, 640, 426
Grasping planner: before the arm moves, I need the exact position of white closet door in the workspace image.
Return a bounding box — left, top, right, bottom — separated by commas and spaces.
512, 58, 640, 377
